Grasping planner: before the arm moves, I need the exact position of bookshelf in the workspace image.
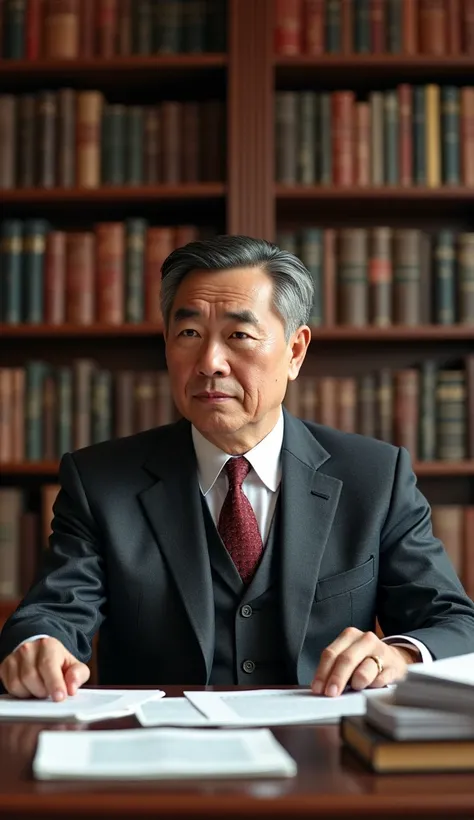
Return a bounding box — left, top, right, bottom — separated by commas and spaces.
0, 0, 473, 627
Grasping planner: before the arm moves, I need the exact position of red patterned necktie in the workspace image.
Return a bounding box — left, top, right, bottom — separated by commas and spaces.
218, 456, 264, 584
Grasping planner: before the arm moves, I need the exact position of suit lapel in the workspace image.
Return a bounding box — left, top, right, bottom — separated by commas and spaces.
280, 411, 343, 677
138, 419, 214, 680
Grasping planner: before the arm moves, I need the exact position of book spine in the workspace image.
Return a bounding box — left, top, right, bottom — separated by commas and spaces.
182, 0, 206, 53
393, 229, 421, 325
376, 369, 393, 442
413, 86, 427, 185
25, 361, 46, 460
26, 0, 43, 59
154, 0, 182, 53
419, 231, 432, 324
358, 374, 376, 438
37, 91, 57, 189
132, 0, 152, 54
95, 222, 125, 324
394, 368, 419, 461
436, 369, 467, 460
419, 0, 446, 55
0, 489, 22, 598
402, 0, 418, 53
57, 88, 76, 188
354, 0, 370, 52
97, 0, 118, 57
276, 92, 298, 184
125, 106, 144, 185
426, 84, 441, 187
465, 0, 474, 54
44, 0, 79, 58
156, 371, 175, 425
102, 104, 125, 185
161, 101, 181, 184
0, 370, 13, 463
370, 91, 384, 185
341, 0, 353, 53
431, 506, 464, 576
76, 91, 103, 188
354, 101, 370, 186
338, 228, 368, 325
384, 89, 399, 184
80, 0, 95, 56
398, 83, 412, 186
419, 360, 437, 460
323, 228, 336, 324
42, 372, 57, 461
181, 101, 200, 183
134, 372, 156, 432
434, 230, 456, 324
387, 0, 402, 52
369, 227, 392, 326
458, 233, 474, 324
144, 107, 161, 184
66, 232, 95, 323
461, 87, 474, 187
369, 0, 385, 52
117, 0, 132, 54
145, 227, 174, 323
325, 0, 341, 51
467, 354, 474, 458
125, 218, 146, 323
332, 91, 354, 186
73, 359, 95, 450
446, 0, 461, 53
4, 0, 26, 58
1, 220, 23, 323
23, 219, 48, 324
337, 378, 357, 432
11, 368, 25, 462
301, 227, 323, 324
44, 230, 66, 324
441, 85, 460, 185
17, 94, 36, 188
298, 92, 317, 184
57, 367, 72, 455
92, 369, 113, 443
0, 96, 17, 189
19, 511, 39, 594
275, 0, 302, 54
304, 0, 324, 54
115, 371, 135, 437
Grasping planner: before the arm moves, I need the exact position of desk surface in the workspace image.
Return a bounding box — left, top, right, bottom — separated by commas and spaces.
0, 685, 473, 820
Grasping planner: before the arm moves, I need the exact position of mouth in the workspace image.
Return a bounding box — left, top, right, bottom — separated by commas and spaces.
194, 392, 233, 402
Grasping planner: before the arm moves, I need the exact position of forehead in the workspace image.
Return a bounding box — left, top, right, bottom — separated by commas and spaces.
173, 266, 274, 308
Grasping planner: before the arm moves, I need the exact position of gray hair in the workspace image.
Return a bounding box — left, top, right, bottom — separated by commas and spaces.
160, 234, 314, 341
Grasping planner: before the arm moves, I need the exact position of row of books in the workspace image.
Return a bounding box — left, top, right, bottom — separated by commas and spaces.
1, 0, 226, 60
284, 360, 474, 462
275, 0, 474, 56
276, 86, 474, 188
0, 486, 472, 600
276, 228, 474, 326
0, 92, 226, 190
0, 221, 203, 325
0, 358, 473, 464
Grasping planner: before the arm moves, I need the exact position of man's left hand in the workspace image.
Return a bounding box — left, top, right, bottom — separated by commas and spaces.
311, 627, 419, 696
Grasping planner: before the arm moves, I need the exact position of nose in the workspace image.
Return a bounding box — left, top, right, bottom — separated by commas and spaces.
196, 340, 231, 378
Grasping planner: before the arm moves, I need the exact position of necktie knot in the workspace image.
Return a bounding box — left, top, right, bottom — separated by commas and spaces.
225, 456, 251, 489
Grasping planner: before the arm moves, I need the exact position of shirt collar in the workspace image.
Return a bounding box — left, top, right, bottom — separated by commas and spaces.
191, 410, 284, 496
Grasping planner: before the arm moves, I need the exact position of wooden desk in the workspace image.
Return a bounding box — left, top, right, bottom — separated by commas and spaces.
0, 686, 473, 820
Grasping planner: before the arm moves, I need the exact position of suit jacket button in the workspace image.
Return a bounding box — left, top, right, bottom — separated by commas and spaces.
242, 659, 255, 674
241, 604, 253, 618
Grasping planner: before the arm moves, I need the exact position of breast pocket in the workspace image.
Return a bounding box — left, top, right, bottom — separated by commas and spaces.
315, 556, 375, 601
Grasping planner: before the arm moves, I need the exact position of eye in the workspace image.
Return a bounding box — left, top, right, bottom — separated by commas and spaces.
230, 331, 250, 339
179, 329, 199, 337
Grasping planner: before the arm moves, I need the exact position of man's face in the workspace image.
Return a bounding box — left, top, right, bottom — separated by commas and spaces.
165, 266, 310, 452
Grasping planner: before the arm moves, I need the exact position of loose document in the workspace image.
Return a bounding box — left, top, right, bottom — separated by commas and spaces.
33, 727, 297, 780
395, 651, 474, 715
0, 688, 165, 722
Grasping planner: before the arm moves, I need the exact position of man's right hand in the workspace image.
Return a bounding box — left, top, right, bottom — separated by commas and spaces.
0, 637, 90, 701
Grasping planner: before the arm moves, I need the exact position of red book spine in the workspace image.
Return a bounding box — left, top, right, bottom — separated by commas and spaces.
80, 0, 95, 56
26, 0, 43, 59
97, 0, 117, 57
303, 0, 324, 54
66, 232, 95, 324
95, 222, 125, 324
370, 0, 385, 52
145, 228, 174, 325
275, 0, 303, 55
419, 0, 446, 54
44, 231, 66, 324
462, 87, 474, 187
332, 92, 354, 186
446, 0, 461, 53
402, 0, 418, 53
174, 225, 198, 247
323, 229, 336, 326
398, 83, 413, 187
465, 0, 474, 53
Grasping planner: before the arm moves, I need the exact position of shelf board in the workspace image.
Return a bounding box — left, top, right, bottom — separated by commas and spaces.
1, 183, 226, 205
1, 324, 473, 340
275, 54, 474, 83
276, 185, 474, 200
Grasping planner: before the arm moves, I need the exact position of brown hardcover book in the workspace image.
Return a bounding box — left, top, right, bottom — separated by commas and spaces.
323, 228, 336, 325
369, 227, 392, 326
118, 0, 132, 54
461, 87, 474, 187
402, 0, 418, 53
431, 505, 464, 579
341, 0, 353, 53
144, 107, 161, 184
464, 507, 474, 600
57, 88, 76, 187
458, 233, 474, 324
304, 0, 324, 54
44, 231, 66, 324
156, 371, 175, 426
337, 378, 357, 432
393, 229, 421, 325
44, 0, 79, 58
354, 102, 370, 186
394, 369, 419, 461
0, 488, 22, 598
37, 91, 57, 188
161, 101, 181, 184
134, 372, 156, 432
73, 359, 95, 450
95, 222, 125, 324
182, 102, 200, 183
200, 100, 226, 182
115, 371, 135, 437
398, 83, 413, 187
42, 374, 57, 461
332, 91, 354, 186
370, 0, 385, 52
0, 369, 13, 463
19, 511, 39, 594
0, 95, 16, 189
275, 0, 303, 55
369, 91, 384, 185
358, 374, 376, 438
338, 228, 368, 325
17, 95, 36, 188
97, 0, 118, 56
11, 369, 25, 462
419, 231, 432, 324
446, 0, 461, 53
174, 225, 198, 247
66, 232, 95, 324
40, 484, 60, 549
464, 0, 474, 53
436, 369, 467, 461
76, 91, 103, 188
26, 0, 43, 59
275, 92, 297, 184
466, 355, 474, 458
145, 227, 173, 324
376, 369, 393, 443
319, 377, 337, 428
419, 0, 446, 54
80, 0, 95, 55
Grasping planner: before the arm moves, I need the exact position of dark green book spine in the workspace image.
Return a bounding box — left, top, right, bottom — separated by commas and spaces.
182, 0, 206, 52
436, 370, 467, 460
384, 90, 399, 184
25, 361, 46, 461
458, 234, 474, 325
17, 95, 36, 187
326, 0, 341, 52
57, 367, 73, 458
125, 107, 144, 185
301, 228, 323, 325
4, 0, 26, 58
319, 93, 332, 183
1, 219, 23, 323
206, 0, 226, 51
23, 219, 48, 323
434, 230, 456, 324
298, 92, 317, 184
154, 0, 182, 53
413, 86, 426, 186
125, 218, 147, 323
419, 360, 437, 460
102, 104, 126, 185
387, 0, 402, 52
354, 0, 370, 53
132, 0, 153, 54
441, 86, 460, 185
92, 370, 113, 444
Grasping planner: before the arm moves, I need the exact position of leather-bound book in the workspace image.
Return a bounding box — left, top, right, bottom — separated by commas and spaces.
358, 373, 376, 438
402, 0, 418, 53
398, 84, 413, 187
144, 227, 173, 324
0, 488, 22, 598
44, 230, 66, 324
0, 95, 17, 189
3, 0, 26, 58
419, 0, 446, 54
117, 0, 132, 54
17, 95, 36, 188
0, 369, 13, 464
275, 92, 298, 184
134, 372, 156, 433
37, 91, 57, 188
441, 86, 461, 185
461, 88, 474, 187
446, 0, 461, 53
161, 101, 181, 183
419, 360, 437, 461
369, 227, 392, 326
57, 88, 76, 188
57, 367, 72, 456
332, 91, 354, 186
23, 219, 48, 324
393, 368, 419, 460
66, 232, 95, 324
393, 229, 421, 325
337, 377, 357, 433
73, 359, 95, 450
458, 233, 474, 324
304, 0, 325, 54
97, 0, 118, 56
125, 218, 147, 323
115, 371, 135, 438
76, 91, 103, 188
426, 83, 441, 188
436, 369, 467, 461
156, 371, 175, 426
44, 0, 79, 58
125, 105, 144, 185
433, 230, 455, 325
42, 373, 57, 461
144, 107, 161, 184
11, 368, 25, 462
274, 0, 303, 55
338, 228, 368, 325
79, 0, 95, 56
354, 101, 370, 186
95, 222, 125, 325
26, 0, 42, 59
376, 369, 393, 443
466, 354, 474, 458
91, 369, 113, 444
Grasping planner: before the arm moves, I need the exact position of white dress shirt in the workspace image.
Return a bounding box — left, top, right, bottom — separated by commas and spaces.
20, 411, 431, 664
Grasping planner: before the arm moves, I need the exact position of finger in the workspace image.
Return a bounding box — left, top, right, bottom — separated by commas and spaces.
64, 662, 90, 696
312, 627, 363, 694
349, 657, 382, 691
322, 631, 381, 697
0, 657, 31, 699
36, 640, 69, 701
17, 643, 48, 698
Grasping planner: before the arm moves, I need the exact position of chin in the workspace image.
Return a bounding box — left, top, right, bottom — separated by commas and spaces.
189, 405, 242, 434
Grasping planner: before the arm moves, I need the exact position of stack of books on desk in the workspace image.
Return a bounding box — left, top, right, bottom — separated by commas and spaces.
341, 652, 474, 773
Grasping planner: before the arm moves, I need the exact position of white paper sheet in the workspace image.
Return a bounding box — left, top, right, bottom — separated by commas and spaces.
137, 697, 214, 727
33, 727, 297, 780
184, 688, 387, 726
406, 652, 474, 687
0, 688, 165, 722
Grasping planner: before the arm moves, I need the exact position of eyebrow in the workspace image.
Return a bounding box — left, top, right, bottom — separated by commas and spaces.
173, 307, 261, 327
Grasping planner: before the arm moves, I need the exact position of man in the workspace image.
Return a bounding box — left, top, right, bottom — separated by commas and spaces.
1, 235, 473, 702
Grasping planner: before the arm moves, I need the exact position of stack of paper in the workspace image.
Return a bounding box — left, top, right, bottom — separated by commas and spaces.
366, 692, 474, 741
0, 689, 165, 722
33, 727, 297, 780
395, 652, 474, 715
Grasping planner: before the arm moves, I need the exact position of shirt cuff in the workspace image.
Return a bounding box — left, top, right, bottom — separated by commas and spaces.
382, 635, 433, 664
14, 634, 51, 652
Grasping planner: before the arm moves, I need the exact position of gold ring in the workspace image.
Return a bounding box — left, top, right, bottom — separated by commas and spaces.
370, 655, 384, 675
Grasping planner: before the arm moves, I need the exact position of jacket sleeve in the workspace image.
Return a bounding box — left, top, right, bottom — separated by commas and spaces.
377, 446, 474, 659
0, 452, 107, 665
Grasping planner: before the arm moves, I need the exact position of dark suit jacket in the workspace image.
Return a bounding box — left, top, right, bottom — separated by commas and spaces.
1, 411, 473, 685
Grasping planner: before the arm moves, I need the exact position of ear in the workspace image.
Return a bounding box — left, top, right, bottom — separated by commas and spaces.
288, 326, 311, 381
